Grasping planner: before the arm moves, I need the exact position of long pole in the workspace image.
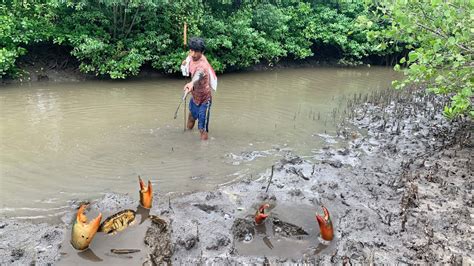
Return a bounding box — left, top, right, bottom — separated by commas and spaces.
183, 22, 187, 132
183, 22, 187, 47
184, 94, 187, 131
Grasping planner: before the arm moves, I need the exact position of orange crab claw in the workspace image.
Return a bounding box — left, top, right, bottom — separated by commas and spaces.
71, 204, 102, 250
138, 176, 153, 209
255, 203, 270, 225
315, 205, 334, 241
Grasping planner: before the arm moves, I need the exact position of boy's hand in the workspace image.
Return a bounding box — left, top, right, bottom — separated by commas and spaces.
183, 82, 193, 93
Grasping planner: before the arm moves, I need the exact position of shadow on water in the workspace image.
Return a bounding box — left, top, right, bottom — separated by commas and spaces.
136, 205, 150, 225
77, 249, 103, 262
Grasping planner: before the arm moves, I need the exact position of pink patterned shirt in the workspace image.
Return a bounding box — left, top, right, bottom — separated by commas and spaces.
189, 55, 212, 105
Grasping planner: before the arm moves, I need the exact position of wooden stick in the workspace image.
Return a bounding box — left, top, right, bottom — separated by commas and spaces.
110, 249, 140, 254
265, 165, 274, 193
183, 22, 187, 131
184, 94, 187, 131
174, 91, 187, 119
183, 22, 187, 47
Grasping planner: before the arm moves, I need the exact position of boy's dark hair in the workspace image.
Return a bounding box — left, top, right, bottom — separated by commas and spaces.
188, 37, 205, 52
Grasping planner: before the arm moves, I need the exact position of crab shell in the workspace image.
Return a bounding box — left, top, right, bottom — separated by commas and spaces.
138, 176, 153, 209
71, 204, 102, 250
255, 203, 270, 225
315, 206, 334, 241
99, 209, 136, 235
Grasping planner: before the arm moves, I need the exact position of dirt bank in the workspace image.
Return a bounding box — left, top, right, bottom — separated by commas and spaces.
2, 53, 373, 85
0, 87, 472, 265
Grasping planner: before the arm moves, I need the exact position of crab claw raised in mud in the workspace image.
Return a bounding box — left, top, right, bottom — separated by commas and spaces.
71, 204, 102, 251
138, 176, 153, 209
315, 205, 334, 241
255, 203, 270, 225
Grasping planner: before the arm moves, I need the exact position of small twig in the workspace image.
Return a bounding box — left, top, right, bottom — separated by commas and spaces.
196, 223, 200, 242
289, 167, 309, 180
330, 249, 338, 263
265, 165, 274, 193
110, 249, 140, 254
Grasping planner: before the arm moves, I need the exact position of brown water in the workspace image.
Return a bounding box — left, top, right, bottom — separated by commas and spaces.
0, 66, 400, 220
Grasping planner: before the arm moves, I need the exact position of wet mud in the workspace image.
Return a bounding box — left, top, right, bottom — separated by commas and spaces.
0, 86, 472, 264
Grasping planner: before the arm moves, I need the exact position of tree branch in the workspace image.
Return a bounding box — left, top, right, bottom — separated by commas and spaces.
415, 22, 473, 54
125, 6, 140, 39
122, 0, 129, 35
113, 4, 117, 40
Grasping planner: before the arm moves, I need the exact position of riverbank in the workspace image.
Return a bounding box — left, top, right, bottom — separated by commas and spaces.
0, 86, 472, 264
2, 55, 381, 85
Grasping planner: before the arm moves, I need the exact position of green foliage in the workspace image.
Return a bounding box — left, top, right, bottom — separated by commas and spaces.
375, 1, 473, 118
3, 0, 470, 121
311, 2, 371, 59
0, 2, 58, 78
55, 0, 177, 78
1, 0, 399, 79
200, 4, 287, 71
283, 2, 314, 59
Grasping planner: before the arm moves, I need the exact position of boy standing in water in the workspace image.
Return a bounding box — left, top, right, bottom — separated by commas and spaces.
181, 37, 217, 141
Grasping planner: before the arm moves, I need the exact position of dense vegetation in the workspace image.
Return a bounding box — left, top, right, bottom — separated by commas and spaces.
372, 1, 473, 118
0, 1, 472, 117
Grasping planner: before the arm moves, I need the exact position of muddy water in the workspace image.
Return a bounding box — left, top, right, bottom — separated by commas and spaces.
235, 203, 336, 258
0, 67, 400, 220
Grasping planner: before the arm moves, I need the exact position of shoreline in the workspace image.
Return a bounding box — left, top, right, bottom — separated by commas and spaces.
0, 87, 472, 264
1, 58, 380, 86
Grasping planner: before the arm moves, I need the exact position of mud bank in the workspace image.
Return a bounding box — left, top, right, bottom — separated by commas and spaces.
2, 57, 369, 85
1, 87, 472, 265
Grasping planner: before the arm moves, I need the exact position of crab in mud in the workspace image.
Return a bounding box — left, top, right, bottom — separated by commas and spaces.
99, 209, 137, 235
255, 203, 270, 225
138, 176, 153, 209
69, 176, 157, 251
71, 204, 102, 250
315, 205, 334, 241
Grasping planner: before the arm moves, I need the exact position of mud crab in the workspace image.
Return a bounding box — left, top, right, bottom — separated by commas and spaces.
138, 176, 153, 209
99, 209, 136, 235
71, 204, 102, 250
70, 176, 157, 250
315, 205, 334, 241
255, 203, 270, 225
